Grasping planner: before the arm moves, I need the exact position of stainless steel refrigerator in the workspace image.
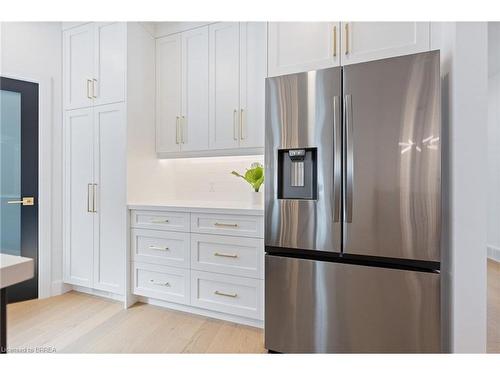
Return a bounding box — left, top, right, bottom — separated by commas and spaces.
264, 51, 441, 353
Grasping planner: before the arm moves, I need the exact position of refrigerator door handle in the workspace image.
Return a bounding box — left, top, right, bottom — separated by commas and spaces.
344, 94, 353, 223
333, 95, 341, 222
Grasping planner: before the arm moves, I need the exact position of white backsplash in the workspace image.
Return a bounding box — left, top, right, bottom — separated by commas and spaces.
128, 154, 265, 203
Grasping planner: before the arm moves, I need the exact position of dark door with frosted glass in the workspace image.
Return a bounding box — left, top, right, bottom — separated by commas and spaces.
0, 77, 39, 303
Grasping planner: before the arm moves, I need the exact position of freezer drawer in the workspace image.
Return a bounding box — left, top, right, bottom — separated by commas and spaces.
265, 255, 440, 353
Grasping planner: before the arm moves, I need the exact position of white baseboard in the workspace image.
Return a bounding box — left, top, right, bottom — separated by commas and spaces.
51, 280, 73, 296
138, 296, 264, 329
71, 285, 124, 302
487, 245, 500, 263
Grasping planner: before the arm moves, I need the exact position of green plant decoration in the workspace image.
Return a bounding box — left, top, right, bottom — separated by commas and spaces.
231, 162, 264, 192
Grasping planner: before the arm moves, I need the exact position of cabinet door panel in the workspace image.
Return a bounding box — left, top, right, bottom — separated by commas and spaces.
268, 22, 340, 77
341, 22, 430, 65
93, 22, 126, 106
209, 22, 240, 150
181, 26, 209, 151
93, 103, 126, 293
239, 22, 267, 149
63, 23, 94, 110
63, 108, 94, 287
156, 34, 182, 153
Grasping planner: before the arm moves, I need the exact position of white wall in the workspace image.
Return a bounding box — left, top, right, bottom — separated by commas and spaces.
487, 22, 500, 262
0, 22, 64, 297
432, 22, 488, 353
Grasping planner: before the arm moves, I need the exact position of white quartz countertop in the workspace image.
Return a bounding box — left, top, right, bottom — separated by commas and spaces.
128, 200, 264, 215
0, 254, 34, 289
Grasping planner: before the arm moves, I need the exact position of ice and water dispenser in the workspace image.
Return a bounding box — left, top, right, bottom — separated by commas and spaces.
277, 148, 318, 200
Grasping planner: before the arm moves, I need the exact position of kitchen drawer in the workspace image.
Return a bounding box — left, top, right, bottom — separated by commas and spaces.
133, 262, 189, 304
131, 228, 190, 268
190, 212, 263, 238
191, 270, 263, 319
131, 210, 189, 232
191, 234, 264, 279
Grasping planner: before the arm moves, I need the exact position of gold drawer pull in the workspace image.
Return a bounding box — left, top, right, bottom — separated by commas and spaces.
214, 222, 239, 228
214, 252, 238, 258
214, 290, 237, 298
148, 245, 169, 251
149, 280, 170, 287
150, 219, 169, 224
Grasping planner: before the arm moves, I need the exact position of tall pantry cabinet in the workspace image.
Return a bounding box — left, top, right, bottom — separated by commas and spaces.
62, 22, 150, 298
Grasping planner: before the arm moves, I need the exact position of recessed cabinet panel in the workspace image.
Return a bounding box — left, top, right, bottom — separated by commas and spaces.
341, 22, 430, 65
268, 22, 340, 77
93, 103, 126, 293
63, 108, 94, 287
209, 22, 241, 150
156, 34, 182, 153
93, 22, 126, 106
63, 23, 94, 110
181, 26, 209, 151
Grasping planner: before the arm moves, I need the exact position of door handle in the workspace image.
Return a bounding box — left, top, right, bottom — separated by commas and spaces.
86, 79, 92, 99
240, 109, 245, 140
92, 79, 98, 98
333, 96, 341, 223
345, 23, 350, 55
175, 116, 180, 144
87, 184, 92, 212
344, 94, 353, 223
181, 116, 186, 144
92, 183, 98, 213
233, 109, 238, 141
7, 197, 34, 206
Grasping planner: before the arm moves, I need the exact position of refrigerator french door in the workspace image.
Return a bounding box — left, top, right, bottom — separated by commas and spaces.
264, 51, 441, 353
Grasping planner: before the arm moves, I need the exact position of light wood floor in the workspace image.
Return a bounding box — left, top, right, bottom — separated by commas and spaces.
488, 259, 500, 353
7, 292, 265, 353
6, 260, 500, 353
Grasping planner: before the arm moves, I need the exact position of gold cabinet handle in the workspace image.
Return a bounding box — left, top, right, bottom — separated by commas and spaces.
214, 222, 239, 228
150, 218, 169, 223
92, 183, 97, 213
86, 79, 92, 99
233, 109, 238, 140
214, 252, 238, 258
240, 109, 245, 140
345, 23, 349, 55
7, 197, 34, 206
87, 184, 92, 212
333, 25, 337, 57
148, 245, 169, 251
181, 116, 186, 144
149, 279, 170, 287
175, 116, 180, 144
214, 290, 237, 298
92, 79, 98, 98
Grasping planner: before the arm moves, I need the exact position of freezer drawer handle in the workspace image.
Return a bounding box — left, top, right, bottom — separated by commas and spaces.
149, 280, 170, 287
148, 245, 169, 251
214, 252, 239, 259
214, 290, 238, 298
214, 222, 239, 228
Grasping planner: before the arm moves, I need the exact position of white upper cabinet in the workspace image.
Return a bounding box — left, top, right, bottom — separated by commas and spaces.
268, 22, 340, 77
181, 26, 210, 151
209, 22, 241, 150
239, 22, 267, 149
93, 23, 126, 106
156, 34, 182, 153
340, 22, 430, 65
63, 23, 94, 110
63, 22, 126, 110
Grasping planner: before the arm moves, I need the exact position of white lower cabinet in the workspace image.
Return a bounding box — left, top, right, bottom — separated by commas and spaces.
63, 103, 126, 294
133, 262, 189, 305
130, 208, 264, 325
